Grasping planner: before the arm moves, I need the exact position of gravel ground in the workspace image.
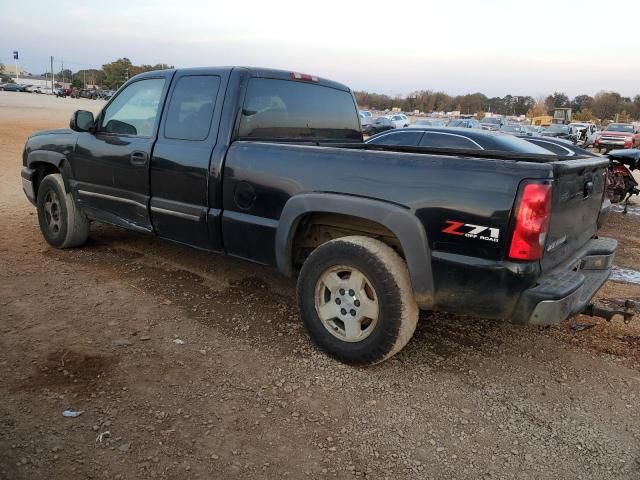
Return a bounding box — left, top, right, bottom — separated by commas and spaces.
1, 91, 639, 479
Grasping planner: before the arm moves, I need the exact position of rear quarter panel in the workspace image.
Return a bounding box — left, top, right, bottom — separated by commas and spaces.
222, 142, 552, 263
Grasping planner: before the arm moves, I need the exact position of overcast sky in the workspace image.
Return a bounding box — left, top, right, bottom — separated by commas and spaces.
1, 0, 638, 98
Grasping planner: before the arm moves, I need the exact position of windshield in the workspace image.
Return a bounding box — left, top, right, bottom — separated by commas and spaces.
448, 120, 466, 127
482, 118, 501, 124
501, 125, 521, 133
605, 124, 633, 133
416, 119, 443, 126
360, 111, 372, 118
547, 124, 569, 133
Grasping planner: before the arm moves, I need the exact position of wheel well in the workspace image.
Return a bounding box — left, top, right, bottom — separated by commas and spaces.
31, 162, 61, 197
291, 212, 403, 269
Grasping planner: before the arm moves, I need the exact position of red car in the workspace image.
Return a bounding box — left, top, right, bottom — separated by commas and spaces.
594, 123, 640, 152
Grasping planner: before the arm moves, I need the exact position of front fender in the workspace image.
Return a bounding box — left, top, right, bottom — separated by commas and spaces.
276, 193, 434, 308
27, 150, 73, 193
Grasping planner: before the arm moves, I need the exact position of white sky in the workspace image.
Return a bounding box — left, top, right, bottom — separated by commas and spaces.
1, 0, 639, 97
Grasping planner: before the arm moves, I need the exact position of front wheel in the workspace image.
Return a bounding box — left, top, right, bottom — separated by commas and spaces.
36, 173, 90, 248
297, 236, 419, 366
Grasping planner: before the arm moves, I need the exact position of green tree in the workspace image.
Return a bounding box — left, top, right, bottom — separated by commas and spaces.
572, 109, 597, 122
545, 92, 570, 110
571, 94, 594, 113
74, 69, 106, 87
102, 58, 134, 89
592, 91, 623, 121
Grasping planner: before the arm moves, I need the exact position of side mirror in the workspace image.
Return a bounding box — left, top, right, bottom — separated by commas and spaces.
70, 110, 95, 132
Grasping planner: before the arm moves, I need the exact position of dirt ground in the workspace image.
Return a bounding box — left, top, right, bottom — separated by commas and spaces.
1, 92, 639, 480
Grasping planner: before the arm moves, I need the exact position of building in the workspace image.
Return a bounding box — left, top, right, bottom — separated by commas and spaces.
14, 74, 70, 89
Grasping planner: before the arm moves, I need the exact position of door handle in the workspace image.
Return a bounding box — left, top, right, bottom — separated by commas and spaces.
130, 151, 149, 166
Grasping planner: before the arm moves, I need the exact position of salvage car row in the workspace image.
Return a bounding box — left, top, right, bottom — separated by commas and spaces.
359, 109, 640, 152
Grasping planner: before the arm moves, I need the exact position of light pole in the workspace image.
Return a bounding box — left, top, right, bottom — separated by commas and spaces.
13, 51, 19, 83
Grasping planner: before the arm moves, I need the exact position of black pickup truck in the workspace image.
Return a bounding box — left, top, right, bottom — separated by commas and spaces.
21, 67, 616, 365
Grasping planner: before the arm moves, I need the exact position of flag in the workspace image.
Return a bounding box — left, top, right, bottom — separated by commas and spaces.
13, 51, 18, 60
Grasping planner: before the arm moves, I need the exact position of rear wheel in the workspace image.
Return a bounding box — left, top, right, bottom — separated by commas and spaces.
297, 236, 419, 365
36, 173, 89, 248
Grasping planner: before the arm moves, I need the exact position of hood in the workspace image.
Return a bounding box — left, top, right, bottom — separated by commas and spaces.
29, 128, 74, 138
542, 131, 568, 138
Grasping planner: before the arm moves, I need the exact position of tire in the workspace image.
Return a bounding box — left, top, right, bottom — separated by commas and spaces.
36, 173, 89, 248
297, 236, 419, 366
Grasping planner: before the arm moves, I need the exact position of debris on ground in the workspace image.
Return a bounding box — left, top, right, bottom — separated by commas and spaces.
62, 409, 84, 418
571, 323, 595, 332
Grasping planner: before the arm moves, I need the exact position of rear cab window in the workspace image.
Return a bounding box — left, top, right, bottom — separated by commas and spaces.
238, 78, 361, 142
164, 75, 221, 141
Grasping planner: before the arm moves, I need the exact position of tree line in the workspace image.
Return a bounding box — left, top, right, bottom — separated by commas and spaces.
355, 90, 640, 122
39, 58, 174, 90
5, 59, 639, 122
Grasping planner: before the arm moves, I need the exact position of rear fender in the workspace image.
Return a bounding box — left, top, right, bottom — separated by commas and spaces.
275, 193, 434, 308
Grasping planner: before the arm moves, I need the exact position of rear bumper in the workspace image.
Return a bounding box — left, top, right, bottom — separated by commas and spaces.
21, 167, 36, 205
512, 237, 617, 325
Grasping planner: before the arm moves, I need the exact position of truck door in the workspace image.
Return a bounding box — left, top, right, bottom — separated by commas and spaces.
150, 71, 227, 250
72, 74, 172, 232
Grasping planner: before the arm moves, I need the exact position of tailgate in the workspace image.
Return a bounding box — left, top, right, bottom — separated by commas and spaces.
541, 157, 609, 271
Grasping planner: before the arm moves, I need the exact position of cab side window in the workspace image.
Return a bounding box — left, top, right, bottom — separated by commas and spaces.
164, 76, 221, 141
100, 79, 165, 137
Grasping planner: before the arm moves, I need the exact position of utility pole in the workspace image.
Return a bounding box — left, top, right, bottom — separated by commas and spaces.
61, 60, 64, 86
50, 56, 54, 91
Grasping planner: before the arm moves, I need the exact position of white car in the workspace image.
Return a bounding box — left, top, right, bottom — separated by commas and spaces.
387, 114, 410, 128
359, 110, 373, 128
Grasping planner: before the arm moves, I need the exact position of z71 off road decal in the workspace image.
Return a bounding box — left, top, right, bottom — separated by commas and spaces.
442, 221, 500, 243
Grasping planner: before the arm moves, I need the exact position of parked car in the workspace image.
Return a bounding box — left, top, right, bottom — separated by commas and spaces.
386, 113, 410, 128
359, 110, 373, 128
79, 89, 99, 100
21, 66, 616, 366
447, 118, 481, 129
500, 124, 527, 135
408, 118, 446, 128
480, 116, 506, 131
593, 123, 640, 152
1, 83, 29, 92
569, 122, 597, 147
541, 124, 578, 144
366, 127, 554, 154
520, 125, 541, 137
521, 136, 593, 156
97, 90, 115, 100
364, 116, 395, 135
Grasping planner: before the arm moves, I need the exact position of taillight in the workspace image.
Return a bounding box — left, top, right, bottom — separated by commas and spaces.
508, 182, 553, 261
